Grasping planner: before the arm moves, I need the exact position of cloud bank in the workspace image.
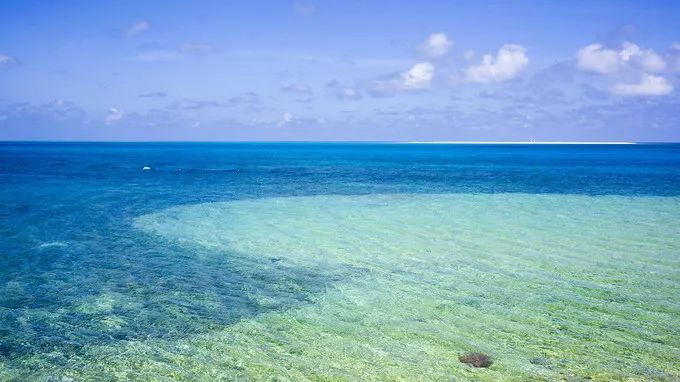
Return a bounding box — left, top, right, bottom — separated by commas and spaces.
576, 41, 675, 96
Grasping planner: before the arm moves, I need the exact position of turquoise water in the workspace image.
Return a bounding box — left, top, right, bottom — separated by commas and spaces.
1, 143, 680, 381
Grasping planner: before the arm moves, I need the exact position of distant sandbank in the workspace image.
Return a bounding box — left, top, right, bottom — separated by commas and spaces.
398, 141, 636, 145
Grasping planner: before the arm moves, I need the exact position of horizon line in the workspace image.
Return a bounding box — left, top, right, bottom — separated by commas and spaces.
2, 140, 677, 144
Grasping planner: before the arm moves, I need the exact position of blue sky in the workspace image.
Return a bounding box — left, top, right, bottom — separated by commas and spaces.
1, 0, 680, 141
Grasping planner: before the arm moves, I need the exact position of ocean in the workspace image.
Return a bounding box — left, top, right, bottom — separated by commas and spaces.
1, 142, 679, 381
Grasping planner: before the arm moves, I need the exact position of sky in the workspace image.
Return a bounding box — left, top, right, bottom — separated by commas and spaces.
1, 0, 680, 141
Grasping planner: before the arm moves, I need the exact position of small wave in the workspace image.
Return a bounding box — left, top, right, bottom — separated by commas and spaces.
35, 241, 68, 250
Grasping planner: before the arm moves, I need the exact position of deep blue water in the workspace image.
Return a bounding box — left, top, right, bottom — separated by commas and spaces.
1, 142, 680, 378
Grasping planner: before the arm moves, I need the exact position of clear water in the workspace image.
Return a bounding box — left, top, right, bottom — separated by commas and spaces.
1, 143, 679, 381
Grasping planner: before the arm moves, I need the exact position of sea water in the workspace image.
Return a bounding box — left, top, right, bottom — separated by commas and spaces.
0, 143, 679, 381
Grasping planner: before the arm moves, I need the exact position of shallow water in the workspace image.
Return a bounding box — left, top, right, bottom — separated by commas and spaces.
1, 143, 679, 381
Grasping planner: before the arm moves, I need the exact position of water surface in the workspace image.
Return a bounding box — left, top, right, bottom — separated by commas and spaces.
1, 143, 679, 381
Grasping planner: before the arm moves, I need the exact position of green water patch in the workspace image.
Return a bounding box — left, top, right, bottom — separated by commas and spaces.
5, 193, 680, 381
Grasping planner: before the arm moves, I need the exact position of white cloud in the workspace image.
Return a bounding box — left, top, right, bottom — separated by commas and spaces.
620, 42, 666, 72
326, 80, 362, 100
611, 73, 673, 96
637, 50, 666, 72
337, 87, 361, 100
576, 42, 666, 74
577, 44, 620, 74
124, 21, 150, 38
618, 41, 639, 61
277, 112, 293, 127
464, 44, 529, 83
105, 108, 124, 125
401, 62, 435, 89
362, 62, 435, 96
419, 33, 452, 58
0, 54, 15, 65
